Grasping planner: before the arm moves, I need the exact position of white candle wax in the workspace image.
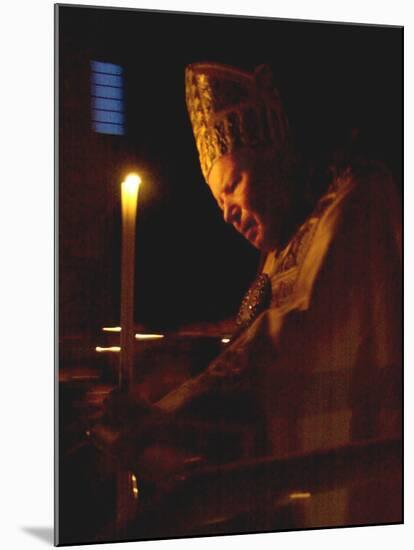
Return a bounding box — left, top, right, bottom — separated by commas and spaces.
120, 173, 141, 390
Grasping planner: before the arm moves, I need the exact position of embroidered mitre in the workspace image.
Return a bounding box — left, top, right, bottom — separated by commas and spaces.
185, 62, 290, 181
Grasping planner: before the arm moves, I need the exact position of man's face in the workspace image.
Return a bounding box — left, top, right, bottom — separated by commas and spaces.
207, 148, 286, 251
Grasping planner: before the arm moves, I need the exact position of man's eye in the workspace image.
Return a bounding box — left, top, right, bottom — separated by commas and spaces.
226, 176, 241, 193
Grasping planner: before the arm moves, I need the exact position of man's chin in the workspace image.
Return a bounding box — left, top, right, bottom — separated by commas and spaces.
247, 229, 265, 250
254, 231, 278, 252
240, 226, 267, 250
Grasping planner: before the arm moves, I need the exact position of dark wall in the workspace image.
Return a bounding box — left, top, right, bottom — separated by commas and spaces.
58, 6, 402, 338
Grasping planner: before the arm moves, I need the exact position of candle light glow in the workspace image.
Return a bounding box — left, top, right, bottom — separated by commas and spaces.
135, 333, 165, 340
130, 473, 139, 499
289, 492, 312, 500
101, 327, 165, 340
96, 346, 121, 353
122, 173, 141, 196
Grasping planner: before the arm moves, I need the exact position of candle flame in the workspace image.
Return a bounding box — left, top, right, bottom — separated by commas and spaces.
122, 173, 141, 196
221, 337, 231, 344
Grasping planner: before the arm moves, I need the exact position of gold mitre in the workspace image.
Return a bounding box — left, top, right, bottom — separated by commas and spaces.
185, 62, 289, 181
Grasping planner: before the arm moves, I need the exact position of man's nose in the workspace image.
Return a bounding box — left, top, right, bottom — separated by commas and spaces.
223, 202, 241, 227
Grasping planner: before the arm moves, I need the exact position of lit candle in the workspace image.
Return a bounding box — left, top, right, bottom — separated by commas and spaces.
120, 173, 141, 390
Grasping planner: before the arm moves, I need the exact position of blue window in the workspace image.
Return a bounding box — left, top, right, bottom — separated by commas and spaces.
91, 60, 125, 135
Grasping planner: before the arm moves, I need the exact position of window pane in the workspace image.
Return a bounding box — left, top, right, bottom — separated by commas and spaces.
92, 97, 123, 112
92, 72, 123, 88
92, 110, 124, 125
91, 60, 123, 75
93, 121, 124, 135
93, 85, 123, 100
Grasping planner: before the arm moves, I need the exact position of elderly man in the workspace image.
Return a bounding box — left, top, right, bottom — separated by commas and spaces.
99, 62, 401, 533
148, 62, 401, 528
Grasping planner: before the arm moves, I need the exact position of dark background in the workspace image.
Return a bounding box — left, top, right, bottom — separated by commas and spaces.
58, 5, 403, 343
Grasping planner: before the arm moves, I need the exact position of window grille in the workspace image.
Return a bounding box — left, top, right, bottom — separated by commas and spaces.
91, 60, 125, 135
